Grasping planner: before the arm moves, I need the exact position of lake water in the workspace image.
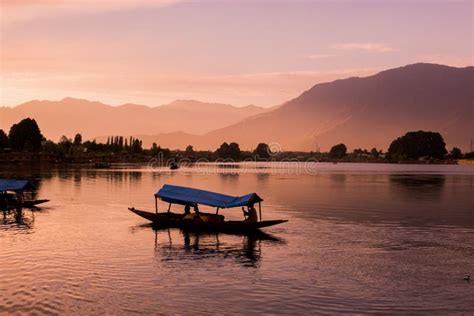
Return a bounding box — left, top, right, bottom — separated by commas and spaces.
1, 163, 473, 314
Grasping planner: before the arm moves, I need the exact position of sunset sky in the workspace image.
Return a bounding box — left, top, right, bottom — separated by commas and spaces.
1, 0, 472, 108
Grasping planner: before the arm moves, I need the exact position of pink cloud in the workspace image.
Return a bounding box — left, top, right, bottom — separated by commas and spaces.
332, 42, 397, 53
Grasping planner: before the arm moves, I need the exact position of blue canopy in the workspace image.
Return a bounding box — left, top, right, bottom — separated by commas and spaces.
0, 180, 35, 192
155, 184, 263, 209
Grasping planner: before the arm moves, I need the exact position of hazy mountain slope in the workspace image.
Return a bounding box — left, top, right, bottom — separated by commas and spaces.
1, 63, 472, 152
0, 98, 266, 141
200, 63, 473, 151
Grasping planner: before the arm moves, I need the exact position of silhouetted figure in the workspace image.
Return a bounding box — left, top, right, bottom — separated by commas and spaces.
193, 205, 200, 214
242, 204, 258, 222
464, 275, 470, 282
184, 205, 191, 215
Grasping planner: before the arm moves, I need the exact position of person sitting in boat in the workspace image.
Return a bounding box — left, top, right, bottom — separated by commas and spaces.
184, 205, 191, 215
183, 204, 203, 221
242, 204, 258, 222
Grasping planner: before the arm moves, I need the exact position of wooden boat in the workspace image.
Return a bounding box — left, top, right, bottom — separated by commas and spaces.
0, 180, 50, 209
129, 184, 288, 233
129, 207, 287, 232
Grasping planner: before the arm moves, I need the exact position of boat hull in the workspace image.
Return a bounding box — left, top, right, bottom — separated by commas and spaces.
129, 208, 287, 233
0, 199, 50, 209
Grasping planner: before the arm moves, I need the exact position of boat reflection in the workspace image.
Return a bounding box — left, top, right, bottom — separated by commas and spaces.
1, 207, 35, 231
149, 227, 285, 268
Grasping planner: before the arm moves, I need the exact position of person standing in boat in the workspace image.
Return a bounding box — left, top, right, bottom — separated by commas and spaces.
242, 204, 258, 222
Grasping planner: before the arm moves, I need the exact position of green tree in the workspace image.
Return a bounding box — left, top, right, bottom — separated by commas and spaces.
131, 138, 142, 153
253, 143, 270, 159
450, 147, 462, 159
73, 133, 82, 146
0, 129, 9, 149
228, 142, 241, 160
352, 148, 363, 158
370, 147, 380, 158
216, 142, 230, 158
42, 140, 58, 154
185, 145, 194, 155
329, 143, 347, 159
8, 118, 44, 152
151, 143, 160, 156
388, 130, 447, 161
58, 135, 72, 155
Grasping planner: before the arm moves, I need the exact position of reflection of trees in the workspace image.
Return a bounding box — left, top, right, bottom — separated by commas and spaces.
329, 173, 347, 184
217, 163, 242, 170
389, 175, 446, 206
151, 227, 285, 268
256, 173, 270, 183
219, 173, 240, 186
390, 174, 445, 192
82, 170, 143, 184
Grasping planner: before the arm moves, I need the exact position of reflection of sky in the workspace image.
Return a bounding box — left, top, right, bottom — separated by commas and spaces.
1, 163, 471, 226
0, 164, 473, 314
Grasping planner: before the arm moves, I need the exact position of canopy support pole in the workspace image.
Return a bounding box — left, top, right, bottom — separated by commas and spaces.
216, 207, 219, 215
155, 197, 158, 214
167, 203, 171, 213
259, 202, 262, 222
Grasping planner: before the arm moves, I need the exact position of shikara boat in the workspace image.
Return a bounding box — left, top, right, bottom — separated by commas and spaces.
129, 184, 288, 233
0, 180, 50, 209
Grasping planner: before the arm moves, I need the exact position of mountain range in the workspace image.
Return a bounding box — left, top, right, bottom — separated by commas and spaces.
201, 63, 473, 151
1, 63, 472, 151
0, 98, 267, 141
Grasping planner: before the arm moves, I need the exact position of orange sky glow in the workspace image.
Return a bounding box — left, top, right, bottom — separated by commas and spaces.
1, 0, 472, 107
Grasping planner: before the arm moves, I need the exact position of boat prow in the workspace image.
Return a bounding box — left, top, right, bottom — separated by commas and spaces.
23, 199, 50, 207
129, 207, 159, 221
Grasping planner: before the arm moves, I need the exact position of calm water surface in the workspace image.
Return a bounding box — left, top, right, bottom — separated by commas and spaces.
1, 163, 473, 314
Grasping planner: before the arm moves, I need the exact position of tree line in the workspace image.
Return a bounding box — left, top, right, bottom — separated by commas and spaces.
0, 118, 145, 156
0, 118, 275, 160
327, 131, 470, 161
0, 118, 472, 161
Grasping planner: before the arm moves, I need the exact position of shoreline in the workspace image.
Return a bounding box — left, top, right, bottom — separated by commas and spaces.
0, 153, 468, 166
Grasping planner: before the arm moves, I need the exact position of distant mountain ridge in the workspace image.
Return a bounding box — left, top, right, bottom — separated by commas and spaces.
1, 63, 472, 152
0, 98, 267, 141
188, 63, 472, 151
